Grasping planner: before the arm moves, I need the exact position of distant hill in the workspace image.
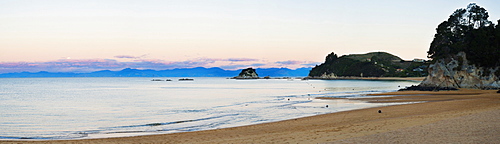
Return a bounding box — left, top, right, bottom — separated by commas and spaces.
0, 67, 311, 78
309, 52, 427, 77
343, 52, 402, 62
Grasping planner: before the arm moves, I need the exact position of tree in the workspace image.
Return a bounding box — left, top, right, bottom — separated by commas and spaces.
325, 52, 338, 63
427, 3, 493, 60
465, 3, 491, 28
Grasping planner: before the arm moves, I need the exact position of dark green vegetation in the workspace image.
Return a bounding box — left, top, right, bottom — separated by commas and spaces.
237, 68, 259, 78
427, 3, 500, 68
309, 52, 428, 77
310, 3, 500, 79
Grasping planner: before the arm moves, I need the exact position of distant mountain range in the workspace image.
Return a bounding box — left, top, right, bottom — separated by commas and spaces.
0, 67, 311, 78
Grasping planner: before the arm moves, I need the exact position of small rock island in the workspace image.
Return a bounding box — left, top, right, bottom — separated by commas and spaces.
233, 68, 259, 79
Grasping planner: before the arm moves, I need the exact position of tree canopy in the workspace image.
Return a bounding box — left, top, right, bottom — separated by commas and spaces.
427, 3, 500, 68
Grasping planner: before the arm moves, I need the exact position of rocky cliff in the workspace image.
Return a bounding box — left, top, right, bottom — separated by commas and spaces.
419, 52, 500, 89
234, 68, 259, 79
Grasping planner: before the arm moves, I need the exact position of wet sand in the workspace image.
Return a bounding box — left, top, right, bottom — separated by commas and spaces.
305, 77, 426, 82
358, 77, 426, 81
2, 89, 499, 144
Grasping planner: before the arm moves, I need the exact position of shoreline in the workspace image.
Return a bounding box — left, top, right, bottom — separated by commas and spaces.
304, 76, 425, 82
2, 89, 498, 143
231, 76, 426, 82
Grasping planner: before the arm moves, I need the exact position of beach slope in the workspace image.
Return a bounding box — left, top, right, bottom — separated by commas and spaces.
2, 89, 499, 144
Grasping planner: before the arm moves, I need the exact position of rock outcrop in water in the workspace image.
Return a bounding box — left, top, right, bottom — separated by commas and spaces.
234, 68, 259, 79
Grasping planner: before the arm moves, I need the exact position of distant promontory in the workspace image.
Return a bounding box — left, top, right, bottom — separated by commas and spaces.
308, 51, 428, 78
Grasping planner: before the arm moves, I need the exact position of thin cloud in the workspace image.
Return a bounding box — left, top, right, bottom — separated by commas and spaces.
301, 62, 322, 67
114, 54, 149, 59
219, 63, 266, 70
275, 60, 303, 65
115, 55, 138, 59
0, 57, 317, 74
217, 65, 247, 70
226, 58, 259, 62
0, 59, 126, 73
188, 58, 259, 62
250, 63, 266, 67
127, 59, 216, 70
275, 60, 321, 67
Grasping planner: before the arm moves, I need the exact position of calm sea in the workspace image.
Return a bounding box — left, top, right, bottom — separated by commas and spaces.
0, 77, 419, 139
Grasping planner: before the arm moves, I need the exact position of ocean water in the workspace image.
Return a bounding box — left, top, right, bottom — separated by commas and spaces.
0, 77, 419, 139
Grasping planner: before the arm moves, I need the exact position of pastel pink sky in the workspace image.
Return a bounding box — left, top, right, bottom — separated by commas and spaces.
1, 0, 499, 73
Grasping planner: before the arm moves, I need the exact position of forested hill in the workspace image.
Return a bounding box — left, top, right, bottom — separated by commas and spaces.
308, 52, 427, 78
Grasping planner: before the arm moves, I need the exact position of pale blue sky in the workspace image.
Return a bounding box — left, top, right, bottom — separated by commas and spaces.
0, 0, 499, 73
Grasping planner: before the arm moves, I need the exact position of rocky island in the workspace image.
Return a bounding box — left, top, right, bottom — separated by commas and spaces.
233, 68, 259, 79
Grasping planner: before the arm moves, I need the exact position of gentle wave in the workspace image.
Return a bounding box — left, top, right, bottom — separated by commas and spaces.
0, 78, 420, 140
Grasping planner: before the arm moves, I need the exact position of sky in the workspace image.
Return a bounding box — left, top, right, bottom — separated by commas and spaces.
1, 0, 499, 73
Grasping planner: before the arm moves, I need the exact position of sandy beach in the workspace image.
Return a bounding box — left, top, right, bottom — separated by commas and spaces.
2, 88, 499, 144
357, 77, 426, 82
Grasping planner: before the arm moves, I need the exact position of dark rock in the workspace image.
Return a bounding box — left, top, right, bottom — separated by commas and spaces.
399, 85, 459, 91
233, 68, 259, 79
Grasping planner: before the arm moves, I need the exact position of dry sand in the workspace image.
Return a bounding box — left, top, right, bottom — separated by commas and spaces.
2, 89, 499, 144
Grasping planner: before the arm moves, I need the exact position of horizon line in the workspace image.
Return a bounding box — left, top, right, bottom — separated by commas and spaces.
0, 66, 314, 75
